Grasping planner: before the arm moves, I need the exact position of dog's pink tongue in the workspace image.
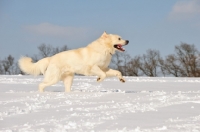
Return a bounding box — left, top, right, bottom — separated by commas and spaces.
117, 44, 122, 48
118, 44, 125, 51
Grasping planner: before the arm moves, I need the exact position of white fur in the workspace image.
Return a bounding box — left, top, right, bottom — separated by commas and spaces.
18, 32, 128, 92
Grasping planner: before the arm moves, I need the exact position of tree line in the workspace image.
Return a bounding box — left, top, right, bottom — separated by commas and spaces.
1, 43, 200, 77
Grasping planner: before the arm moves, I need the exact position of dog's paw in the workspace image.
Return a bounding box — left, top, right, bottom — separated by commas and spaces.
97, 74, 106, 82
120, 78, 125, 83
97, 77, 101, 82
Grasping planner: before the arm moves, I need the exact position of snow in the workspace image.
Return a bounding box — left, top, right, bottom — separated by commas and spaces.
0, 75, 200, 132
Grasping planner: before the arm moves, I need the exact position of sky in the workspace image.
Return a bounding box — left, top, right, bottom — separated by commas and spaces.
0, 0, 200, 60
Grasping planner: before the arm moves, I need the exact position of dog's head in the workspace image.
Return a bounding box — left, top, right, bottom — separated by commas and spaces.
100, 31, 129, 52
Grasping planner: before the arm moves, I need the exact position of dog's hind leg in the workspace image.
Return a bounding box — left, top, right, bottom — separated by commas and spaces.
63, 73, 74, 92
39, 79, 59, 92
39, 65, 60, 92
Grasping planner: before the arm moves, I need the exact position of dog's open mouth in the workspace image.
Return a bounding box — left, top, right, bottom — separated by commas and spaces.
114, 44, 125, 52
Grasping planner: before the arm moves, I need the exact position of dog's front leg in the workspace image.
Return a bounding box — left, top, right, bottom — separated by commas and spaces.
90, 65, 106, 82
105, 68, 125, 83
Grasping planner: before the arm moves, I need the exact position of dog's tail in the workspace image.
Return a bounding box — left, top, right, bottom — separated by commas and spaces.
18, 57, 50, 76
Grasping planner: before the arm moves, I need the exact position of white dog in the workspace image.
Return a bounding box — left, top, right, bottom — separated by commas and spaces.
18, 32, 129, 92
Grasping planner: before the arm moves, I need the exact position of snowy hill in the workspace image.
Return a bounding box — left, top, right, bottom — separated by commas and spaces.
0, 75, 200, 132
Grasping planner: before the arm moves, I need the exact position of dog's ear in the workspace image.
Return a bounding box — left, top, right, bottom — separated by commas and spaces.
101, 31, 108, 38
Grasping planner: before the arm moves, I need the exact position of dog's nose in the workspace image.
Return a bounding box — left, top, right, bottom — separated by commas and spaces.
126, 40, 129, 44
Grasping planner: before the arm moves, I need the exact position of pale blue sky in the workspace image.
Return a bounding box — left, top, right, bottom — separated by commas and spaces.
1, 0, 200, 59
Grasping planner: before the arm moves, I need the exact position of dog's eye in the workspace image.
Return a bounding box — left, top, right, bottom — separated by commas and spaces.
118, 38, 121, 40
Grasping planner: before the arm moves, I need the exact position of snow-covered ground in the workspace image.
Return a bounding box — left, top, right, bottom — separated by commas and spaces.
0, 75, 200, 132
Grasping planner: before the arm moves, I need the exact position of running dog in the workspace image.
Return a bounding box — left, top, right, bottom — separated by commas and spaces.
18, 32, 129, 92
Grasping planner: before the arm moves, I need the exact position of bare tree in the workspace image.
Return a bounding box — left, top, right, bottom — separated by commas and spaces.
121, 52, 131, 76
13, 63, 22, 75
197, 55, 200, 76
111, 52, 131, 76
1, 55, 15, 74
0, 59, 3, 74
157, 57, 167, 77
139, 49, 161, 77
162, 54, 182, 77
160, 43, 200, 77
126, 56, 142, 76
38, 43, 54, 58
175, 43, 200, 77
111, 52, 124, 73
